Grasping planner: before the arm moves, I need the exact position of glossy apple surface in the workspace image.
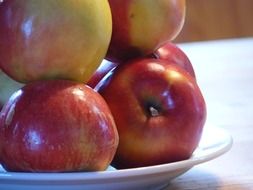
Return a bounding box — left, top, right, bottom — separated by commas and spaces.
97, 58, 206, 169
106, 0, 186, 62
87, 60, 117, 89
153, 42, 196, 78
0, 80, 119, 172
0, 0, 112, 83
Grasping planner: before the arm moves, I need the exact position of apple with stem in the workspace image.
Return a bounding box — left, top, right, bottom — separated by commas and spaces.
0, 80, 119, 172
97, 58, 206, 169
0, 0, 112, 83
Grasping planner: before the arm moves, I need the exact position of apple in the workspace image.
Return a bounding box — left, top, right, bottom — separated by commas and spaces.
88, 42, 195, 89
0, 70, 24, 111
0, 80, 119, 172
97, 58, 206, 169
106, 0, 186, 62
87, 60, 117, 89
153, 42, 196, 78
0, 0, 112, 83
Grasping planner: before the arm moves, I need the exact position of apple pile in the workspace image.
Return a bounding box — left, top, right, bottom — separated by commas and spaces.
0, 0, 119, 172
0, 0, 206, 172
92, 0, 206, 169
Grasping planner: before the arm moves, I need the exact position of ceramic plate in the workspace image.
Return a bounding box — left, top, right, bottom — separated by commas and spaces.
0, 125, 232, 190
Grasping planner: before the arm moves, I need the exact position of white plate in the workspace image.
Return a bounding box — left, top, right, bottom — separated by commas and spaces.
0, 126, 232, 190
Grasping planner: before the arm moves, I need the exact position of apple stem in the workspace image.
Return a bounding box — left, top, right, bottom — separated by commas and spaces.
149, 107, 159, 117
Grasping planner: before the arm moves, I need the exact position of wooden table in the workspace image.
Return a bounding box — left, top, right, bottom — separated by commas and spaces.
164, 38, 253, 190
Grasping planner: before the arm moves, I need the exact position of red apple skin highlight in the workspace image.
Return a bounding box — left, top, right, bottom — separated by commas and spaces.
97, 58, 206, 169
87, 60, 117, 89
0, 80, 119, 172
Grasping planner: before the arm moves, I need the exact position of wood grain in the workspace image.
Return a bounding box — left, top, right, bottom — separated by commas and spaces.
174, 0, 253, 42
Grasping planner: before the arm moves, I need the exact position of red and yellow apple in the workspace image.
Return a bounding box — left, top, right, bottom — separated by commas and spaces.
153, 42, 196, 78
0, 80, 119, 172
97, 58, 206, 169
0, 0, 112, 83
106, 0, 186, 62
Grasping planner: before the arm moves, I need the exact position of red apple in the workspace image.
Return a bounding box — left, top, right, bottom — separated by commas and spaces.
0, 0, 112, 83
106, 0, 186, 62
0, 80, 119, 172
97, 58, 206, 169
153, 42, 196, 78
87, 60, 117, 89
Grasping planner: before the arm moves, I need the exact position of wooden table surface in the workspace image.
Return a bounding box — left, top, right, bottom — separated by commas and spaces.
164, 38, 253, 190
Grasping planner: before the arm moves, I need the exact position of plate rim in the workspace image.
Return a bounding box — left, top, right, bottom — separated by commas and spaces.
0, 126, 233, 183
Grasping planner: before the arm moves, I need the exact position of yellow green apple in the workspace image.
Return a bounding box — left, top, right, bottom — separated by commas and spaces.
0, 0, 112, 83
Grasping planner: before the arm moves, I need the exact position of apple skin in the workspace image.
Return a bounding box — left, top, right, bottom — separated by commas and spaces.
97, 58, 206, 169
0, 80, 119, 172
106, 0, 186, 62
153, 42, 196, 78
87, 60, 117, 89
89, 42, 194, 89
0, 0, 112, 83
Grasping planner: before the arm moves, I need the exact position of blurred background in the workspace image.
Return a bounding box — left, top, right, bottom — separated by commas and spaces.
174, 0, 253, 43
